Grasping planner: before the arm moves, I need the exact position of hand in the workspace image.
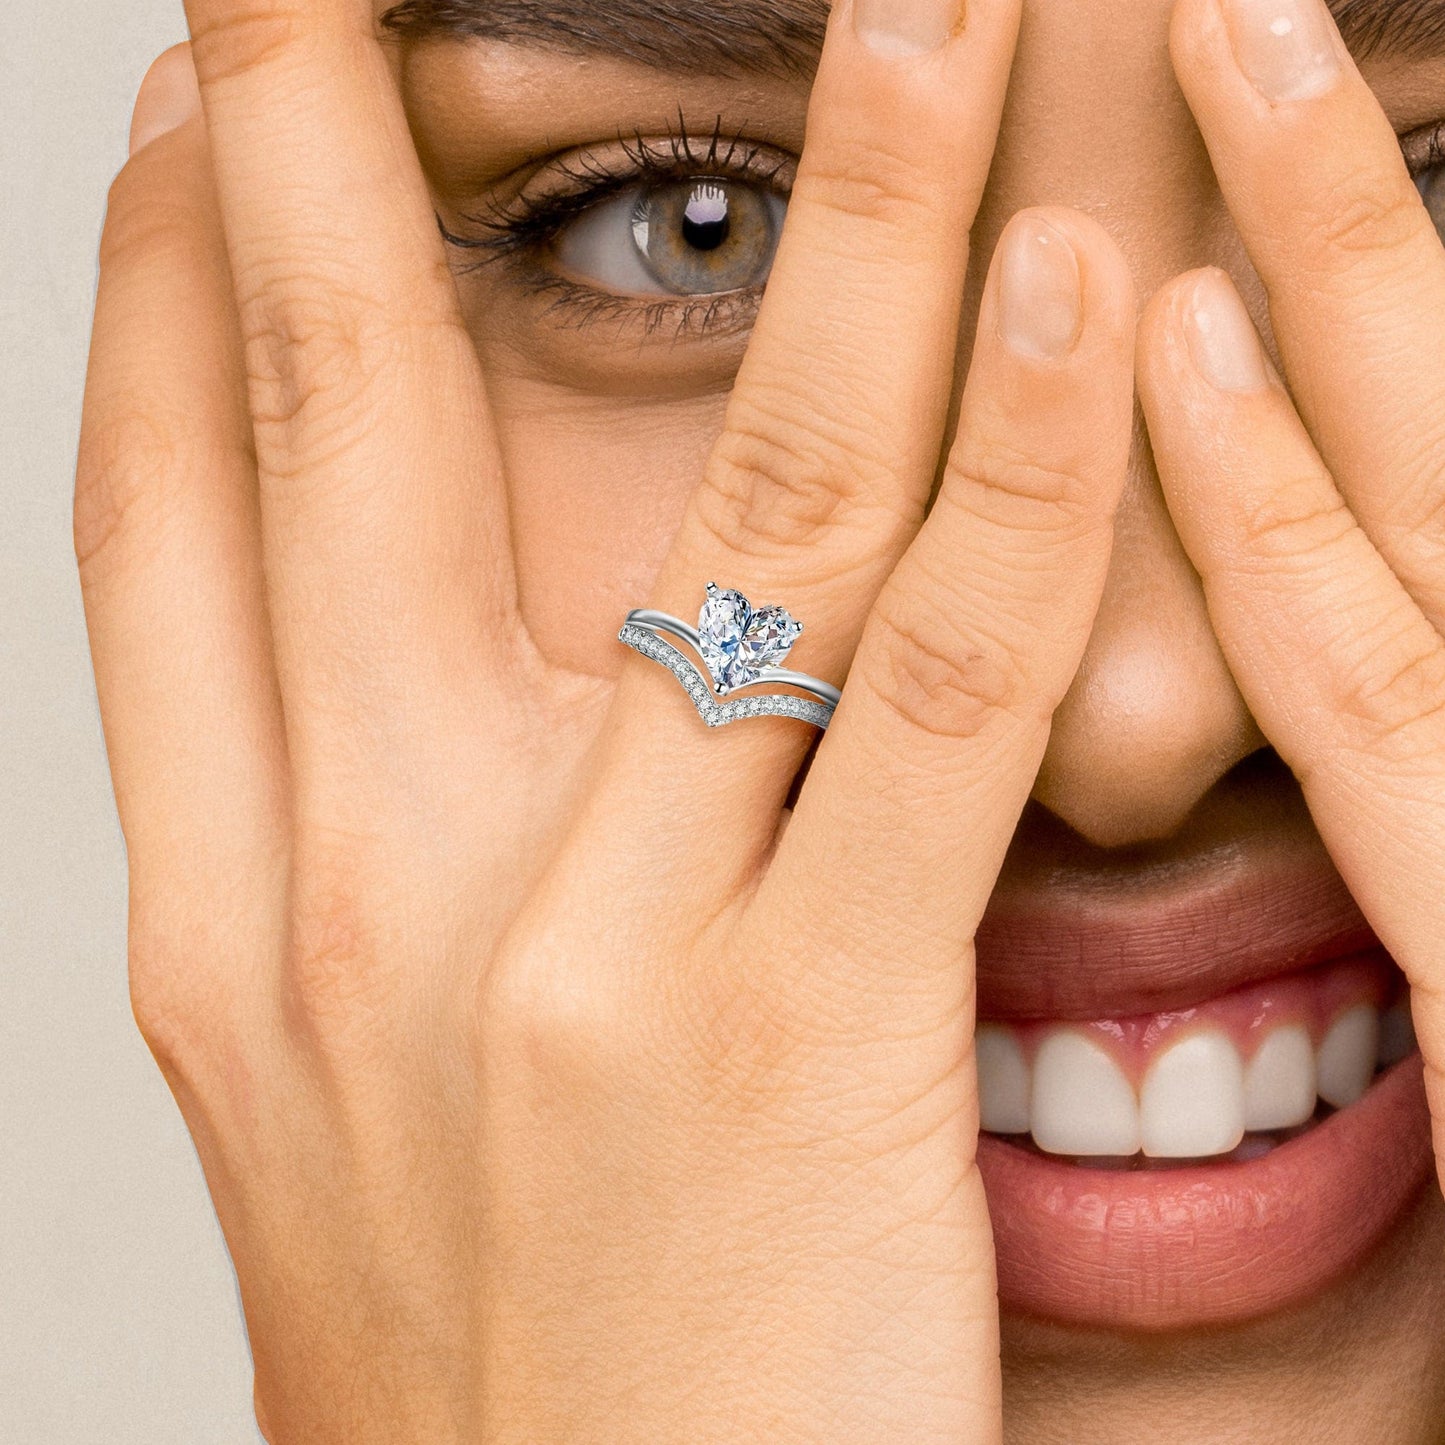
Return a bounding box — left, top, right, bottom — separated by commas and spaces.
1136, 0, 1445, 1181
77, 0, 1136, 1438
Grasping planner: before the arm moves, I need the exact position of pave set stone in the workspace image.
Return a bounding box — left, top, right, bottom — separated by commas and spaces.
618, 624, 833, 731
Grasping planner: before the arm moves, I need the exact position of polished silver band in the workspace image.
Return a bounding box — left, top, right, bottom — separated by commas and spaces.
620, 610, 839, 731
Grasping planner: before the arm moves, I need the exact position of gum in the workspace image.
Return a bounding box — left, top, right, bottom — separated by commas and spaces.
986, 950, 1404, 1086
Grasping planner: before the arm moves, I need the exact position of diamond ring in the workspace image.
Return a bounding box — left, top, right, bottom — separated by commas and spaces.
619, 583, 840, 731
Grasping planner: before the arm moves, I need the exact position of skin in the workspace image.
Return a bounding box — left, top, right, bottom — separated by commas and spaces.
78, 0, 1445, 1438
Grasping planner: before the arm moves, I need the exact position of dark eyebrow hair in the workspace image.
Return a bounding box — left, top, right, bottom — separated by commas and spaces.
1330, 0, 1445, 58
379, 0, 830, 78
380, 0, 1445, 71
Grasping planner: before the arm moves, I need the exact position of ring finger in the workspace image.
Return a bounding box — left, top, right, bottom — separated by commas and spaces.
583, 0, 1025, 896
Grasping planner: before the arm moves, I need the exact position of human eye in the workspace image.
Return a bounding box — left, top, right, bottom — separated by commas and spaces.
1402, 120, 1444, 243
439, 125, 794, 342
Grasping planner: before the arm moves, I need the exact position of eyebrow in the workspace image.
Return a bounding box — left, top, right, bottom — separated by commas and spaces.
379, 0, 830, 78
380, 0, 1445, 71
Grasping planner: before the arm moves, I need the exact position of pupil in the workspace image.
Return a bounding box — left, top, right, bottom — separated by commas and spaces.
682, 183, 730, 252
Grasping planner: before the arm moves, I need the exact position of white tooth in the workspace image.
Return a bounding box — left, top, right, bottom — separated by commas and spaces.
975, 1025, 1031, 1134
1378, 1000, 1417, 1068
1031, 1031, 1140, 1157
1140, 1030, 1246, 1158
1317, 1005, 1380, 1108
1243, 1024, 1317, 1130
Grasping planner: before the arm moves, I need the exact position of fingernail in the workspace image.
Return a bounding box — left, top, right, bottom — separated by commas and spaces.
129, 44, 201, 156
996, 216, 1082, 361
1184, 271, 1272, 392
853, 0, 964, 57
1221, 0, 1342, 104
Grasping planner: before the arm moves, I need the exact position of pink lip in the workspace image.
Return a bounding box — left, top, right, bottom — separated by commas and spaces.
973, 793, 1433, 1327
980, 1055, 1431, 1329
976, 852, 1375, 1021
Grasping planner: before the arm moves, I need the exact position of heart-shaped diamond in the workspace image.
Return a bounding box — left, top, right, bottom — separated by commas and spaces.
697, 582, 804, 694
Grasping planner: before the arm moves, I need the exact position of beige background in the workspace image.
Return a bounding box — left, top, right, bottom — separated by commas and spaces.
3, 3, 262, 1439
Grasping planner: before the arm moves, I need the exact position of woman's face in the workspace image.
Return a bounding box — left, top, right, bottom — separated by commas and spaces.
385, 0, 1445, 1432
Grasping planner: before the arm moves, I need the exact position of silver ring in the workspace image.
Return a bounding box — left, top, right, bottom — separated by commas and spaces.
619, 583, 839, 731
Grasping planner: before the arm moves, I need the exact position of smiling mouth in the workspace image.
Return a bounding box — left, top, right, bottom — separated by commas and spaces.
969, 754, 1434, 1331
978, 952, 1414, 1164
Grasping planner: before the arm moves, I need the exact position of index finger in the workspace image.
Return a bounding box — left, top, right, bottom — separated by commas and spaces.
1169, 0, 1445, 625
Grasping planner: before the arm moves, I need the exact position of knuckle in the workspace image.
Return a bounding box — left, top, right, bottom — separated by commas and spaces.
100, 167, 193, 274
188, 6, 309, 88
674, 963, 820, 1107
699, 395, 906, 563
281, 842, 402, 1051
795, 136, 940, 233
1332, 625, 1445, 753
1235, 475, 1356, 560
74, 409, 180, 576
1306, 170, 1427, 265
949, 443, 1100, 539
128, 914, 230, 1083
241, 284, 382, 452
862, 593, 1028, 743
480, 945, 648, 1103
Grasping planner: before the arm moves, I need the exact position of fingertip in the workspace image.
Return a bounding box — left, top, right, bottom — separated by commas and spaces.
1063, 211, 1139, 343
1136, 268, 1204, 372
130, 43, 201, 157
985, 206, 1136, 370
1017, 207, 1139, 342
1167, 0, 1222, 83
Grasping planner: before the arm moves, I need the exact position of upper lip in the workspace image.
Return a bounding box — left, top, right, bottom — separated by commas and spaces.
975, 760, 1383, 1021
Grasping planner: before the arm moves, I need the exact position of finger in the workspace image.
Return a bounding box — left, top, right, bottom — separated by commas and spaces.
763, 209, 1137, 1014
183, 0, 523, 805
583, 0, 1024, 897
1169, 0, 1445, 627
1138, 267, 1445, 1153
78, 47, 285, 911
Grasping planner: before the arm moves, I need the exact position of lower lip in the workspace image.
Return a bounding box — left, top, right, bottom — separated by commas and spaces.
979, 1054, 1432, 1330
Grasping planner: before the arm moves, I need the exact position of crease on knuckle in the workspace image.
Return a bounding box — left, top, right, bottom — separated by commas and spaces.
1234, 476, 1356, 560
863, 594, 1028, 743
678, 967, 833, 1111
74, 408, 181, 576
99, 174, 196, 274
795, 138, 939, 232
1386, 431, 1445, 542
1333, 628, 1445, 754
1302, 171, 1427, 266
189, 6, 308, 87
947, 445, 1099, 540
698, 405, 903, 562
241, 286, 388, 451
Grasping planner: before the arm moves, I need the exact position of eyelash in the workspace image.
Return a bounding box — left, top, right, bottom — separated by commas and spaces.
439, 121, 795, 340
441, 114, 1444, 341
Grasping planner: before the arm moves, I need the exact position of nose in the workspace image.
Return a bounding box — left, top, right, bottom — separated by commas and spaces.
966, 0, 1266, 848
1032, 413, 1266, 847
